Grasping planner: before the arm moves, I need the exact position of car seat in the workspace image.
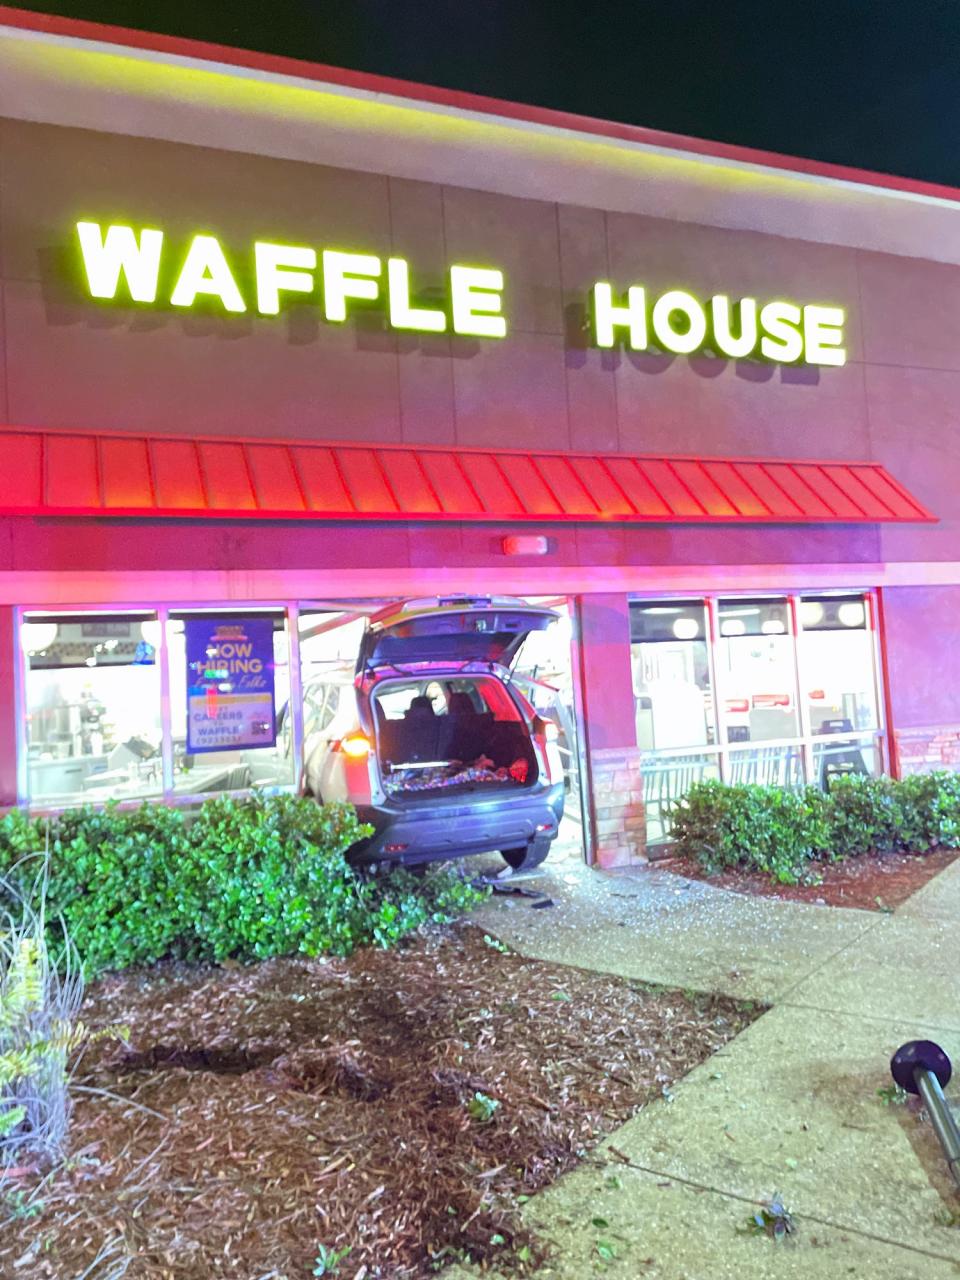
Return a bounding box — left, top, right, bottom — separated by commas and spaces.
443, 690, 495, 761
384, 693, 441, 764
447, 691, 476, 715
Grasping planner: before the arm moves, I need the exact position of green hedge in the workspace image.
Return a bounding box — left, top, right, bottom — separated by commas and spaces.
670, 772, 960, 884
0, 795, 488, 975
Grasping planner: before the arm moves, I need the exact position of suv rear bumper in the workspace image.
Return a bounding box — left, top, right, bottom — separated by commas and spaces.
354, 782, 564, 865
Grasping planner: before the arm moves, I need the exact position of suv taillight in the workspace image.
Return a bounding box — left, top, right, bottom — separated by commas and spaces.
533, 715, 559, 742
335, 732, 371, 759
531, 715, 561, 784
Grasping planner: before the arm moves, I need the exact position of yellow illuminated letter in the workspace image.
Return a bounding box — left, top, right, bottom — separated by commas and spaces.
651, 290, 708, 355
759, 301, 804, 362
76, 221, 163, 303
592, 282, 647, 349
803, 304, 846, 366
254, 242, 317, 315
710, 295, 758, 359
387, 258, 446, 333
170, 234, 246, 312
322, 250, 381, 322
450, 266, 506, 338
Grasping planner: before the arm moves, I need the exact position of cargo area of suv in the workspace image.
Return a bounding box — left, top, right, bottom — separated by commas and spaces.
373, 675, 540, 801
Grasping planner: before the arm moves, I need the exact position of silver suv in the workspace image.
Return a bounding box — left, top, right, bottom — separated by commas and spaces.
299, 596, 565, 872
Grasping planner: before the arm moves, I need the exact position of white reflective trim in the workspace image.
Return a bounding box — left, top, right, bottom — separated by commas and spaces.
13, 606, 29, 808
158, 605, 174, 799
287, 602, 305, 793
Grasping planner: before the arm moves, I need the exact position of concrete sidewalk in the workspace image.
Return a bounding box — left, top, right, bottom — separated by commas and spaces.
451, 858, 960, 1278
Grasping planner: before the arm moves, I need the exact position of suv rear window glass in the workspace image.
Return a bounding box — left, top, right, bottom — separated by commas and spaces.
374, 677, 522, 722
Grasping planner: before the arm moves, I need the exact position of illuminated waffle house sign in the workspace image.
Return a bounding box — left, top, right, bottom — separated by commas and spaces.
75, 220, 847, 366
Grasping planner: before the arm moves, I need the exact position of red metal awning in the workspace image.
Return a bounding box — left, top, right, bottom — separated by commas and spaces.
0, 428, 935, 524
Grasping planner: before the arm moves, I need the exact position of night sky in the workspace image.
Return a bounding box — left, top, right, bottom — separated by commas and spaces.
13, 0, 960, 187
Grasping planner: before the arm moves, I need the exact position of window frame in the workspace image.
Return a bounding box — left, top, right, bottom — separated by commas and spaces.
15, 600, 308, 812
629, 587, 889, 792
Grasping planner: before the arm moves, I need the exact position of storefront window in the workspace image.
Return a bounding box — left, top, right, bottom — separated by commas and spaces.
631, 591, 886, 845
799, 593, 881, 787
630, 601, 715, 751
299, 609, 370, 692
167, 611, 293, 795
630, 601, 719, 843
716, 597, 799, 743
23, 612, 163, 805
798, 594, 879, 734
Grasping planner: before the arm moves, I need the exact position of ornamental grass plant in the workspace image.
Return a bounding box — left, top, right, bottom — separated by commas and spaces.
0, 864, 123, 1172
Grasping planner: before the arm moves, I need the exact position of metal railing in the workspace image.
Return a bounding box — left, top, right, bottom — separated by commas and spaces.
640, 732, 883, 844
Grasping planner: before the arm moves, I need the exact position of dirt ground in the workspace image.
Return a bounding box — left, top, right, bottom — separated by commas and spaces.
657, 848, 958, 910
1, 925, 757, 1279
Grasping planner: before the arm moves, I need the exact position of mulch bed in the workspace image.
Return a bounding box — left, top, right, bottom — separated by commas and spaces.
1, 925, 757, 1279
657, 848, 959, 911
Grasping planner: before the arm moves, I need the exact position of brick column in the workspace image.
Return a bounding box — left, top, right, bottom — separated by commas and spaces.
577, 594, 645, 868
894, 726, 960, 774
0, 607, 19, 809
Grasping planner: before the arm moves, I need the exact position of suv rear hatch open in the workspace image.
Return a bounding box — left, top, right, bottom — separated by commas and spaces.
357, 595, 558, 675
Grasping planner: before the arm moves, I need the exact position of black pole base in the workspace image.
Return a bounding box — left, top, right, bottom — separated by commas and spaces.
891, 1040, 953, 1095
